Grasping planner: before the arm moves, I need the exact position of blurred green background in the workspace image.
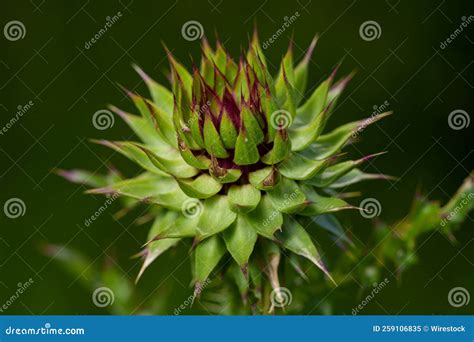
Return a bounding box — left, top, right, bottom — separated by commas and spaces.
0, 0, 472, 314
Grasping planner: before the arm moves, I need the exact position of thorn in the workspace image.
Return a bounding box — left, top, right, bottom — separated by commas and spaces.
303, 34, 319, 64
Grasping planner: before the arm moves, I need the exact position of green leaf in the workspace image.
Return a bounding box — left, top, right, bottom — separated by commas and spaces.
289, 101, 331, 151
203, 114, 229, 158
86, 173, 188, 211
176, 174, 223, 199
143, 99, 177, 147
329, 168, 395, 188
153, 215, 200, 239
234, 128, 259, 165
223, 215, 258, 267
241, 105, 264, 144
294, 77, 330, 127
56, 169, 113, 188
137, 212, 181, 281
109, 106, 169, 149
133, 64, 173, 115
249, 167, 280, 190
138, 144, 199, 178
227, 262, 249, 299
196, 196, 237, 240
275, 45, 294, 104
246, 195, 283, 239
308, 152, 387, 187
246, 29, 267, 78
189, 107, 205, 148
302, 112, 392, 160
277, 216, 334, 282
266, 178, 306, 213
210, 164, 242, 184
327, 73, 353, 104
228, 184, 261, 213
293, 36, 318, 104
213, 42, 227, 74
167, 49, 193, 96
92, 140, 168, 176
177, 139, 211, 170
137, 238, 180, 282
440, 173, 474, 227
261, 88, 279, 142
220, 109, 238, 149
298, 186, 356, 216
278, 152, 330, 180
261, 129, 291, 164
194, 235, 226, 283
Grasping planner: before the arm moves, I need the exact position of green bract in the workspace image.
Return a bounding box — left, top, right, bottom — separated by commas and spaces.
61, 32, 393, 306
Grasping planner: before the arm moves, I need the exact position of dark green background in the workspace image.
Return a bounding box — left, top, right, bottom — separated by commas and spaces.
1, 0, 473, 314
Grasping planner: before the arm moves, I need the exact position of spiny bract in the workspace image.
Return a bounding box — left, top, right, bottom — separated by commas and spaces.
60, 31, 392, 307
